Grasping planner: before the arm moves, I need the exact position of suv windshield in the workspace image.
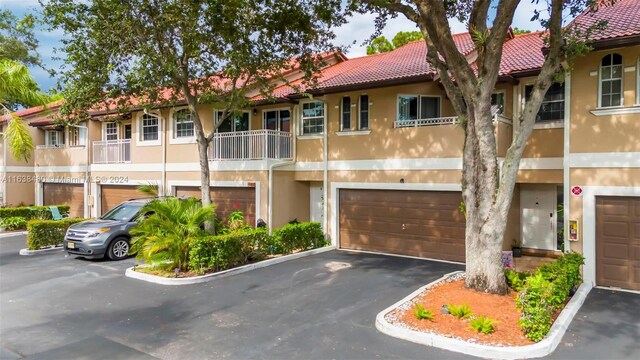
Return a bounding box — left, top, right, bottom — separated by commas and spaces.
101, 202, 144, 222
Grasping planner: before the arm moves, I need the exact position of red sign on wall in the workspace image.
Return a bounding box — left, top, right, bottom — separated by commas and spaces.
571, 186, 583, 196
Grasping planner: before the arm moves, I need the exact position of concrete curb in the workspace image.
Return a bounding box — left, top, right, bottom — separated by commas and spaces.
19, 245, 63, 256
0, 231, 28, 238
375, 272, 593, 359
125, 246, 336, 285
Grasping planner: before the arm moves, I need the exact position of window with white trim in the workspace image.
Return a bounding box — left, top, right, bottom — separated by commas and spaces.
341, 96, 351, 131
525, 82, 565, 122
174, 109, 195, 138
599, 53, 623, 107
216, 111, 250, 133
491, 92, 505, 115
263, 109, 290, 132
359, 95, 369, 130
397, 95, 440, 121
141, 113, 159, 141
301, 101, 324, 135
69, 125, 87, 147
105, 122, 118, 141
45, 129, 65, 147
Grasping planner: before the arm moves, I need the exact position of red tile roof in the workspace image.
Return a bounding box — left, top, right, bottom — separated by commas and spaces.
0, 100, 64, 124
571, 0, 640, 42
499, 31, 546, 76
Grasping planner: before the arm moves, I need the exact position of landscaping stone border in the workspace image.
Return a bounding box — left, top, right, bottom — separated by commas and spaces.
19, 245, 63, 256
0, 231, 28, 238
125, 245, 336, 285
375, 271, 593, 359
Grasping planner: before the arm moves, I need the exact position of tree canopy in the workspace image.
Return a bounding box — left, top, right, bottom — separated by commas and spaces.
0, 10, 41, 67
366, 30, 423, 54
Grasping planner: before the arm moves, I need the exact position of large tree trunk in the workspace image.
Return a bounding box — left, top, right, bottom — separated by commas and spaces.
462, 102, 510, 295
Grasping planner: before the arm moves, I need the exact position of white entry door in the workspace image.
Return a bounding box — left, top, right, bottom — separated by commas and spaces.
520, 184, 557, 250
310, 183, 323, 223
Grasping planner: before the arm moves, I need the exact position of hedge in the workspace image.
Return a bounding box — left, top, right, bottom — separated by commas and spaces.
188, 228, 271, 274
513, 252, 584, 342
26, 218, 87, 250
0, 216, 27, 231
0, 205, 70, 221
271, 222, 325, 254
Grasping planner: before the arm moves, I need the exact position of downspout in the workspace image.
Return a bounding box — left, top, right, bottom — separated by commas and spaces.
322, 102, 328, 239
70, 124, 90, 217
563, 71, 571, 253
267, 104, 298, 233
162, 112, 167, 196
1, 131, 6, 207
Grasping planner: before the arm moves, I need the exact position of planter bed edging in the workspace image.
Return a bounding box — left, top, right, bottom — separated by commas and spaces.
375, 271, 593, 360
19, 245, 63, 256
125, 245, 336, 285
0, 230, 28, 238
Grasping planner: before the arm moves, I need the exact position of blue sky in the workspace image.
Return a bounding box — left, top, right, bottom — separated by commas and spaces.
1, 0, 548, 93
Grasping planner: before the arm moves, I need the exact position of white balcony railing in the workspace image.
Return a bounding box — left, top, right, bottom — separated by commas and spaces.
394, 116, 460, 128
210, 129, 292, 160
93, 139, 131, 164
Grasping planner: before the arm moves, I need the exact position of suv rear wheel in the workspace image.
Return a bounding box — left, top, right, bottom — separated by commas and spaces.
107, 237, 130, 260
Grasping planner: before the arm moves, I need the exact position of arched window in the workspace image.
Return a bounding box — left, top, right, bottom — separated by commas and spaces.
599, 53, 623, 107
173, 109, 194, 138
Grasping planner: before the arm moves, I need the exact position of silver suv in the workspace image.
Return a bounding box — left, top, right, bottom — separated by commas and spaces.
64, 198, 151, 260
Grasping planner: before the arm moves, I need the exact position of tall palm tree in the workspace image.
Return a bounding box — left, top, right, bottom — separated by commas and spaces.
0, 59, 54, 162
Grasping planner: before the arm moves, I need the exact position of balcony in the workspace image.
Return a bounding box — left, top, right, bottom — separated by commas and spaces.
209, 130, 292, 160
93, 139, 131, 164
394, 116, 460, 128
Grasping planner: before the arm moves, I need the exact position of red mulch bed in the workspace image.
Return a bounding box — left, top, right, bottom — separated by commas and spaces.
388, 279, 533, 347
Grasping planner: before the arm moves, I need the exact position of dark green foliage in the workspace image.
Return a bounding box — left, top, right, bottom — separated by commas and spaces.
0, 9, 41, 68
0, 216, 27, 230
0, 205, 70, 221
504, 269, 528, 291
26, 218, 86, 250
271, 222, 326, 254
413, 304, 435, 321
447, 303, 473, 319
469, 315, 497, 334
517, 252, 585, 342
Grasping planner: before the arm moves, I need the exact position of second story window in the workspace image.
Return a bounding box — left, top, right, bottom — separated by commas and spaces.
398, 95, 440, 122
599, 53, 623, 108
302, 101, 324, 135
525, 83, 565, 122
69, 125, 87, 147
341, 96, 351, 131
359, 95, 369, 130
141, 113, 159, 142
217, 111, 249, 133
174, 109, 195, 138
105, 122, 118, 140
45, 129, 65, 148
491, 92, 505, 115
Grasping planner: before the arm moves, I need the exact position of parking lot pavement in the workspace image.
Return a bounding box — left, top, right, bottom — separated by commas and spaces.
2, 233, 639, 360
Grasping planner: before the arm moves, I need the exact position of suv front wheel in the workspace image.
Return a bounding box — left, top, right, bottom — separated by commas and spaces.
107, 237, 130, 260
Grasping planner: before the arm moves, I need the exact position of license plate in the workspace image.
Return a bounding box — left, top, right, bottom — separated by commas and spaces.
67, 242, 75, 249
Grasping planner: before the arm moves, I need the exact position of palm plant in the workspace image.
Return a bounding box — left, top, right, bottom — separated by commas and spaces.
0, 59, 56, 162
130, 197, 216, 272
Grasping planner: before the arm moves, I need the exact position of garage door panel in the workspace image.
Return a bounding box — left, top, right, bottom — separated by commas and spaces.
175, 186, 255, 225
100, 185, 141, 214
43, 183, 84, 218
339, 189, 465, 262
597, 196, 640, 291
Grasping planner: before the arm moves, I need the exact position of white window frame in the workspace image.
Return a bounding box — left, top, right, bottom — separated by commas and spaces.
69, 123, 87, 147
261, 108, 291, 132
136, 112, 162, 147
598, 53, 624, 108
358, 94, 370, 130
396, 94, 441, 123
103, 122, 119, 141
340, 96, 352, 131
169, 107, 196, 144
214, 110, 251, 133
45, 129, 65, 148
300, 100, 325, 136
491, 90, 506, 115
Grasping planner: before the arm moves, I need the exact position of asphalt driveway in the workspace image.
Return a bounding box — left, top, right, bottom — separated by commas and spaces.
1, 233, 639, 359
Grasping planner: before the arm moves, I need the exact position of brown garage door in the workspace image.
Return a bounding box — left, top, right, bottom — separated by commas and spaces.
100, 185, 141, 214
339, 189, 465, 262
43, 183, 84, 218
175, 186, 256, 225
596, 196, 640, 291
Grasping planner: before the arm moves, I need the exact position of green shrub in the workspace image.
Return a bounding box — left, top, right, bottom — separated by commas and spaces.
517, 252, 585, 342
505, 269, 528, 291
447, 303, 473, 319
26, 218, 86, 250
188, 229, 271, 274
271, 222, 326, 254
413, 304, 435, 321
0, 205, 70, 221
469, 315, 497, 334
130, 197, 215, 271
0, 216, 27, 230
